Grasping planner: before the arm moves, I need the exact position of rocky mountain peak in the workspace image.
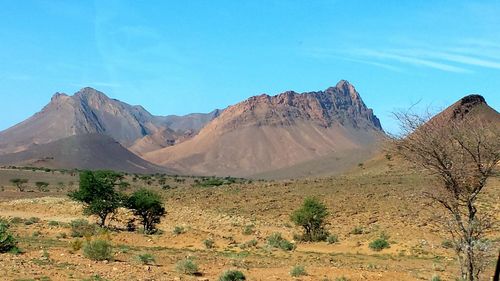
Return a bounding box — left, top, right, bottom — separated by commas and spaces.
452, 94, 488, 120
214, 80, 382, 131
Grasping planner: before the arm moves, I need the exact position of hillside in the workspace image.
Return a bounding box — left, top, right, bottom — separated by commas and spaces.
145, 80, 385, 177
0, 134, 170, 174
0, 88, 218, 155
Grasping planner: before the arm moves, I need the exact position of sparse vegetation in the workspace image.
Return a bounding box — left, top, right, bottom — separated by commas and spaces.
218, 270, 246, 281
430, 275, 442, 281
290, 197, 329, 241
137, 253, 155, 265
0, 221, 17, 253
267, 233, 295, 251
173, 226, 185, 235
175, 258, 199, 275
83, 239, 113, 261
70, 219, 96, 238
351, 226, 363, 235
35, 181, 49, 192
203, 238, 215, 249
290, 265, 307, 277
369, 237, 390, 251
24, 217, 40, 225
327, 234, 339, 244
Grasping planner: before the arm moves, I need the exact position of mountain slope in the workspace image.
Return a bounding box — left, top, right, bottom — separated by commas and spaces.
144, 80, 385, 177
0, 88, 219, 155
0, 134, 170, 174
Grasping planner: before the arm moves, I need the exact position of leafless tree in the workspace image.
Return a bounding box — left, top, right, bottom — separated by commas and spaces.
392, 106, 499, 281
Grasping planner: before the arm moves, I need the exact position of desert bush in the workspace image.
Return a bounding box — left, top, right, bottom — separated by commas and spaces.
69, 239, 84, 252
35, 181, 50, 192
83, 239, 113, 261
290, 265, 307, 277
203, 238, 215, 249
335, 277, 350, 281
441, 239, 454, 249
0, 222, 17, 253
127, 189, 166, 234
48, 220, 60, 227
267, 233, 295, 251
327, 234, 339, 244
369, 237, 390, 251
10, 217, 23, 224
70, 219, 96, 238
24, 217, 40, 225
218, 270, 246, 281
137, 253, 155, 265
239, 239, 258, 249
290, 197, 329, 242
242, 224, 254, 235
430, 275, 441, 281
173, 226, 185, 235
175, 258, 199, 275
351, 226, 363, 235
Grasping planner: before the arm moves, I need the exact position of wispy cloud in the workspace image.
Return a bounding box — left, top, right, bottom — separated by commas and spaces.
306, 38, 500, 74
352, 49, 469, 73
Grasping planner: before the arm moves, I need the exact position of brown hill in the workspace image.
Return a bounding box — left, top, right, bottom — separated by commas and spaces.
0, 88, 219, 155
0, 134, 170, 174
144, 80, 385, 177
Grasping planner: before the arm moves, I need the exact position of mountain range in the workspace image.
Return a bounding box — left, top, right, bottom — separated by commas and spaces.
2, 80, 494, 177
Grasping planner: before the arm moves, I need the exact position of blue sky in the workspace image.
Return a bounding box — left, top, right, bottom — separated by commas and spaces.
0, 0, 499, 133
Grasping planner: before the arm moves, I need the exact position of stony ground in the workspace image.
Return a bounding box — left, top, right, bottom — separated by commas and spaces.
0, 159, 498, 281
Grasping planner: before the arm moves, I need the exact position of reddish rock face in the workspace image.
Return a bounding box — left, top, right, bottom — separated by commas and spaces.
213, 80, 382, 132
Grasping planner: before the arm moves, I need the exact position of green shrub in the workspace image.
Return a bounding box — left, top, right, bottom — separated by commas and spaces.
290, 197, 329, 242
430, 275, 441, 281
83, 239, 113, 261
173, 226, 185, 235
327, 234, 339, 244
267, 233, 295, 251
290, 265, 307, 277
239, 239, 258, 249
369, 237, 390, 251
203, 238, 215, 249
35, 181, 50, 192
441, 239, 453, 249
242, 225, 254, 235
0, 222, 17, 253
69, 239, 83, 252
24, 217, 40, 225
175, 258, 199, 275
351, 226, 363, 235
70, 219, 96, 238
137, 253, 155, 265
48, 221, 60, 227
10, 217, 23, 224
218, 270, 246, 281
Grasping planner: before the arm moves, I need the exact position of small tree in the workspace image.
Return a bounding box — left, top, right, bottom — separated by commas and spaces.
10, 178, 28, 192
290, 197, 329, 241
69, 171, 124, 227
393, 98, 499, 281
127, 189, 166, 234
